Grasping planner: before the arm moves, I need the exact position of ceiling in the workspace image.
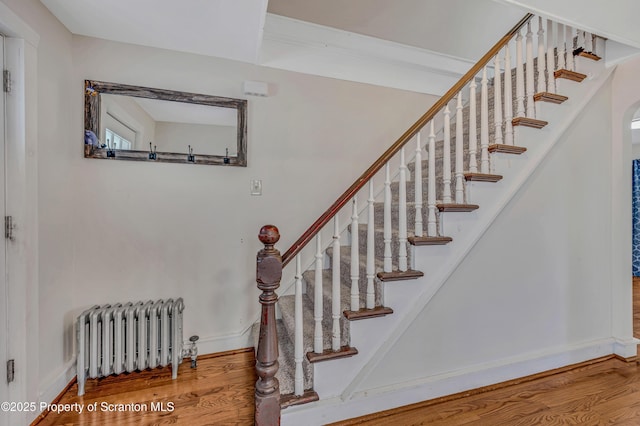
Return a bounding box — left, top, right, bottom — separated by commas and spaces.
40, 0, 640, 95
40, 0, 270, 63
266, 0, 525, 62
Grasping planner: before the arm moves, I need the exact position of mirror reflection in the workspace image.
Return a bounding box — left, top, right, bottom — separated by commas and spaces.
84, 80, 247, 166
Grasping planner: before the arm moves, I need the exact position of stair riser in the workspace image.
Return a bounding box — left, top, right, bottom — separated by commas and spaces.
390, 179, 467, 206
371, 202, 442, 238
303, 261, 384, 313
279, 293, 351, 356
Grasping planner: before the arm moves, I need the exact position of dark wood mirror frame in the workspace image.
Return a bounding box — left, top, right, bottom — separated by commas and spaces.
84, 80, 247, 166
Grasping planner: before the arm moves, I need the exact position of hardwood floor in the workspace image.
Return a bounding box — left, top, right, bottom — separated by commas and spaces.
330, 356, 640, 425
33, 348, 256, 426
332, 278, 640, 425
31, 279, 640, 425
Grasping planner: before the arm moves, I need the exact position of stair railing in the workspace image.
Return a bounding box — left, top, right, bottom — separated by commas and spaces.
256, 12, 604, 425
280, 13, 533, 268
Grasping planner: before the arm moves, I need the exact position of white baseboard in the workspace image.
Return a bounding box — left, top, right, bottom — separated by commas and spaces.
613, 337, 640, 358
282, 338, 616, 426
38, 358, 76, 410
196, 327, 254, 355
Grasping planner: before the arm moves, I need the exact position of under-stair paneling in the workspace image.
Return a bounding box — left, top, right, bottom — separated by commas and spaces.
358, 82, 614, 394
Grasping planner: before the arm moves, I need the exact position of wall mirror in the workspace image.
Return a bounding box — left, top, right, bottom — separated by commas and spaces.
84, 80, 247, 166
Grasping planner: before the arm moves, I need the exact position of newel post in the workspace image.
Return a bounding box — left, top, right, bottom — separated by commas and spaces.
255, 225, 282, 426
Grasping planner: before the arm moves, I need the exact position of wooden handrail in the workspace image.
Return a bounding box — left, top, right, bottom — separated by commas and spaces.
281, 13, 534, 267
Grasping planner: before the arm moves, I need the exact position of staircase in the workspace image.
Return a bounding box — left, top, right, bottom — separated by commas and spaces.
253, 13, 613, 426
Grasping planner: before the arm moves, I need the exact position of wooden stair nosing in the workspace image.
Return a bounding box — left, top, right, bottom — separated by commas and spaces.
533, 92, 568, 104
578, 51, 601, 61
280, 389, 320, 409
436, 203, 479, 212
344, 306, 393, 321
377, 269, 424, 282
512, 117, 548, 129
306, 346, 358, 363
554, 69, 587, 82
464, 172, 503, 182
488, 144, 527, 154
408, 236, 453, 246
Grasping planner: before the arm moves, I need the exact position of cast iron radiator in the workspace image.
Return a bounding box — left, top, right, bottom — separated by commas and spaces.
76, 298, 188, 396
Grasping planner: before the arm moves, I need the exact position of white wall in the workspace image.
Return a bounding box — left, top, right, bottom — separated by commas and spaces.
0, 0, 438, 404
67, 39, 435, 363
359, 81, 615, 391
610, 56, 640, 347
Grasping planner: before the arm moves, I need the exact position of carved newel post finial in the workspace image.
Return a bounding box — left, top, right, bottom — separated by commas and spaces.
255, 225, 282, 426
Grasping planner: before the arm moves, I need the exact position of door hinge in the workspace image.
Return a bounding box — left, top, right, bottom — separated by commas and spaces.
3, 69, 11, 93
6, 359, 14, 383
5, 216, 14, 241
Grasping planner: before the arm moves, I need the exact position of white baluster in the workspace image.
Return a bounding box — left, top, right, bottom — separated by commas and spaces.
366, 180, 375, 309
443, 105, 452, 203
469, 79, 478, 173
557, 23, 566, 71
427, 121, 437, 236
577, 30, 585, 53
398, 148, 408, 272
494, 52, 504, 146
504, 45, 514, 146
566, 25, 575, 71
313, 234, 323, 354
350, 197, 360, 312
331, 216, 341, 351
546, 19, 556, 94
383, 163, 392, 273
414, 133, 423, 237
525, 21, 536, 118
515, 30, 525, 118
537, 16, 547, 94
585, 32, 593, 53
455, 92, 464, 203
294, 255, 303, 396
480, 67, 489, 174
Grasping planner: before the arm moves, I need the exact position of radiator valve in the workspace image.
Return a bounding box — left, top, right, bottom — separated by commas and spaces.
183, 335, 199, 368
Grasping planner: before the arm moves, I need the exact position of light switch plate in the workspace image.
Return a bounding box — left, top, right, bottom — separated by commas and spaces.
251, 179, 262, 195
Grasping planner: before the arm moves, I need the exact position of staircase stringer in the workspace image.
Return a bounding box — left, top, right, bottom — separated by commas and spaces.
299, 64, 616, 404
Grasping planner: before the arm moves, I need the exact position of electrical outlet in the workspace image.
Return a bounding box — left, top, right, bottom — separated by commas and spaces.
251, 179, 262, 196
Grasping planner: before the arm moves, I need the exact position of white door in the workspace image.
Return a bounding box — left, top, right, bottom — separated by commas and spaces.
0, 34, 8, 424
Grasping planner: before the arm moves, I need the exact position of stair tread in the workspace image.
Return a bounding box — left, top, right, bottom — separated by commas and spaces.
306, 346, 358, 363
533, 92, 568, 104
409, 235, 453, 246
344, 306, 393, 321
554, 69, 587, 82
488, 144, 527, 154
437, 203, 479, 212
377, 269, 424, 281
281, 390, 320, 410
464, 172, 503, 182
512, 117, 548, 129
